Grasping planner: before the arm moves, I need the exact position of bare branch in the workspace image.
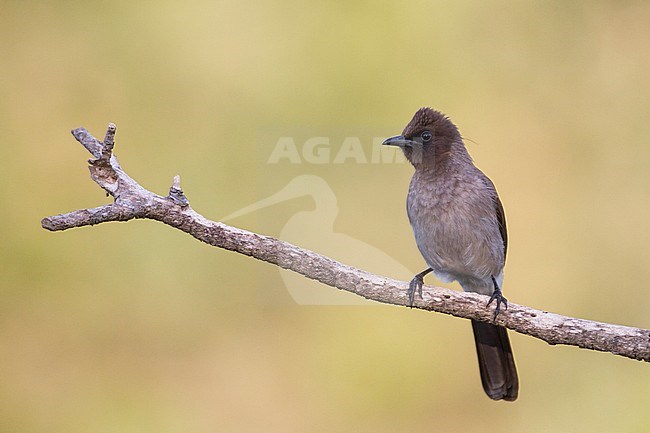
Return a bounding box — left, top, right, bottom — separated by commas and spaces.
42, 124, 650, 363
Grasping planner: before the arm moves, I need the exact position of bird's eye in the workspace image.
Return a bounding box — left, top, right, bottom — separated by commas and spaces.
421, 131, 433, 142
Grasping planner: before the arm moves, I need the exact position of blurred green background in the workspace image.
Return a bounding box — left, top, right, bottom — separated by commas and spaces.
2, 0, 650, 432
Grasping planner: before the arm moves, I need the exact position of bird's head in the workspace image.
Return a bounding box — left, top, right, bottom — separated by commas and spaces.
382, 107, 463, 168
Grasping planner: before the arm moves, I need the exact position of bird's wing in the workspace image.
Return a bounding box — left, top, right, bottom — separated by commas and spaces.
480, 175, 508, 260
493, 193, 508, 260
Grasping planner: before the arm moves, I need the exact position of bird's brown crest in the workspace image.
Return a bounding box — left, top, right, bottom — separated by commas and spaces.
402, 107, 459, 140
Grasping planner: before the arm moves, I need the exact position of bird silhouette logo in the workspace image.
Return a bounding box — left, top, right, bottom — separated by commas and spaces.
222, 175, 414, 305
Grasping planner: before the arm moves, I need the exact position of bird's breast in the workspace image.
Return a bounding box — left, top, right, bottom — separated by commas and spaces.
406, 171, 504, 289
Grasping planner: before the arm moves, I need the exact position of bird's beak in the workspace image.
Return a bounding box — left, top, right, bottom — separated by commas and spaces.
382, 135, 415, 148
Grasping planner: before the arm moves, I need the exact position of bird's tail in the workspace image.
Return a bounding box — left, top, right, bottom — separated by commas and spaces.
471, 320, 519, 401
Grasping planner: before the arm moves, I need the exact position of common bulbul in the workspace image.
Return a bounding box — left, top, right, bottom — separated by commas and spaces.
383, 107, 518, 401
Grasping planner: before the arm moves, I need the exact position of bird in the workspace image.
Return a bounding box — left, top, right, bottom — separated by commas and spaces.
382, 107, 518, 401
221, 174, 415, 305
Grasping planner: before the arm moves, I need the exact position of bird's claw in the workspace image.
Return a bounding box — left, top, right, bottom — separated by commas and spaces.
487, 286, 508, 320
407, 268, 432, 308
407, 275, 425, 307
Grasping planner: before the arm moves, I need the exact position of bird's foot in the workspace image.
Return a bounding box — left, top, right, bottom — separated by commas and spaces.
487, 276, 508, 320
407, 276, 423, 307
407, 268, 432, 307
